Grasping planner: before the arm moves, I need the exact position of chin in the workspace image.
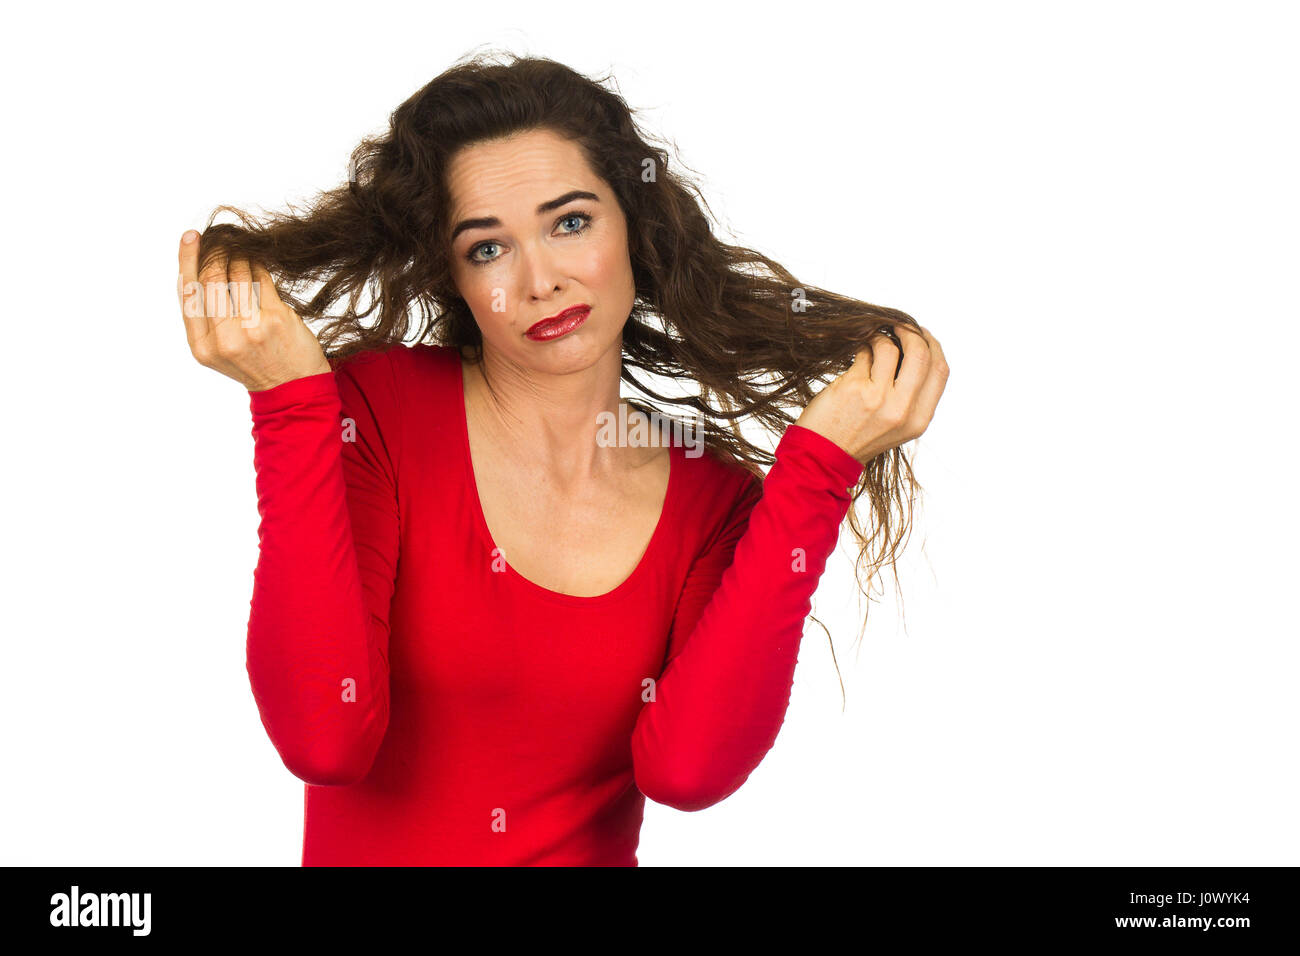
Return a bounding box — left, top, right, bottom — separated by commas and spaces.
524, 325, 616, 366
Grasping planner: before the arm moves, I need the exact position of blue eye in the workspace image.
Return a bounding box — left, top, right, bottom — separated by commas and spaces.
557, 212, 591, 234
466, 211, 593, 267
467, 241, 500, 264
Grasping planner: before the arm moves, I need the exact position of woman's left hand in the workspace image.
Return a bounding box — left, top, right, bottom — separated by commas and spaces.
793, 324, 949, 465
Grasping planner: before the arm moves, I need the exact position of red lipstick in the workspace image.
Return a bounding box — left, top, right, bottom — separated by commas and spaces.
525, 305, 591, 342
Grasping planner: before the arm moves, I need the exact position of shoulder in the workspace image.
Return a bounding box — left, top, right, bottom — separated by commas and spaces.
328, 343, 459, 441
682, 436, 764, 495
332, 341, 459, 394
672, 439, 764, 543
327, 343, 466, 469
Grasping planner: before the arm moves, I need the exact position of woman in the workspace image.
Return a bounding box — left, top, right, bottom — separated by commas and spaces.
176, 53, 948, 866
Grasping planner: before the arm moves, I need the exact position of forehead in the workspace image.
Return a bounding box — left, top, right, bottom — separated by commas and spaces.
446, 128, 598, 217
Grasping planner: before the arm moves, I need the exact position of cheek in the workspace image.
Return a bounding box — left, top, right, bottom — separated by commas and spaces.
457, 267, 506, 311
584, 231, 632, 288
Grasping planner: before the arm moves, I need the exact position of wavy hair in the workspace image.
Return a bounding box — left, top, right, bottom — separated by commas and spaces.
197, 50, 927, 704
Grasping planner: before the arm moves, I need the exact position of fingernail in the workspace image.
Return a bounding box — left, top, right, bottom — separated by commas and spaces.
182, 230, 197, 244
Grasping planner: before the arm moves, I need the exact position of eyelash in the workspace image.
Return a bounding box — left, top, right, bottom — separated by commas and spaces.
465, 211, 593, 267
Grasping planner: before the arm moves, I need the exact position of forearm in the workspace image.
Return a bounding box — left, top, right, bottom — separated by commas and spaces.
245, 371, 391, 786
632, 424, 862, 810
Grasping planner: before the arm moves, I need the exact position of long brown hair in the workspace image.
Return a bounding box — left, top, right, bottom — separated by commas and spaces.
197, 50, 926, 703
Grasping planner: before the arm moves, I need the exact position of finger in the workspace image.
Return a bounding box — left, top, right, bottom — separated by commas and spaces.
177, 230, 209, 345
226, 256, 256, 331
250, 262, 285, 311
890, 325, 931, 398
867, 326, 900, 384
847, 345, 873, 380
909, 326, 950, 428
199, 245, 233, 332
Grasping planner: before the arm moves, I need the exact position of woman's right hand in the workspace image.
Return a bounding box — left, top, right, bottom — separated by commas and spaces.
176, 229, 332, 392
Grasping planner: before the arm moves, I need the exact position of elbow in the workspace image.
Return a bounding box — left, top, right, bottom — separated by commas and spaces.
283, 746, 375, 788
634, 761, 736, 812
248, 677, 390, 787
279, 732, 383, 788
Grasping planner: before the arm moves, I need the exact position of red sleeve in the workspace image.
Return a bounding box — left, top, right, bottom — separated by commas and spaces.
631, 423, 865, 811
244, 351, 401, 786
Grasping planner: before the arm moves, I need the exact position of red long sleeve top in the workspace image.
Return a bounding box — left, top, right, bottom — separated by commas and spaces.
245, 342, 864, 866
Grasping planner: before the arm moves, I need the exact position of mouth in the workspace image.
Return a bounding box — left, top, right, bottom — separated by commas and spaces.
525, 305, 591, 341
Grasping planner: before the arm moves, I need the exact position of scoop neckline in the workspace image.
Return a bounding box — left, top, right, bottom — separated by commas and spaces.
452, 347, 679, 607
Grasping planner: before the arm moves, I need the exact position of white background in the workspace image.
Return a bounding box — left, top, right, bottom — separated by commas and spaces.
1, 0, 1295, 866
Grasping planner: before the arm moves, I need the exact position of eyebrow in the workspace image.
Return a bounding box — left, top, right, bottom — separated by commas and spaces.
449, 190, 600, 243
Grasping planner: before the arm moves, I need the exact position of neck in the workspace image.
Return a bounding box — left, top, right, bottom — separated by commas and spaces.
462, 340, 635, 486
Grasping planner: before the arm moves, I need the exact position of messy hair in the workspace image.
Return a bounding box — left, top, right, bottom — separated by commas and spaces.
197, 50, 927, 702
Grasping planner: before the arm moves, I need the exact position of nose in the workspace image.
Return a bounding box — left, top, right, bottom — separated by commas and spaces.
517, 240, 565, 302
